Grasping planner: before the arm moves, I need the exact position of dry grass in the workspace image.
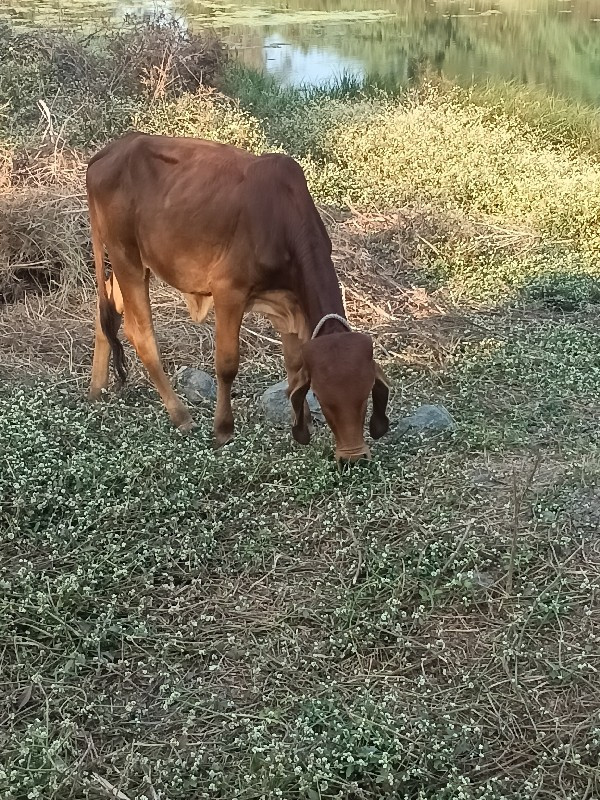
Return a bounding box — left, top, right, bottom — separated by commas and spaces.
0, 15, 226, 106
0, 189, 485, 385
0, 189, 89, 304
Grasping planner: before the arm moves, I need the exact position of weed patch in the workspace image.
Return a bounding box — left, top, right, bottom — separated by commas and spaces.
1, 374, 599, 798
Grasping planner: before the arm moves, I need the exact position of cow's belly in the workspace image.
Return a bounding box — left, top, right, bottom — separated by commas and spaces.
142, 250, 217, 295
137, 223, 228, 294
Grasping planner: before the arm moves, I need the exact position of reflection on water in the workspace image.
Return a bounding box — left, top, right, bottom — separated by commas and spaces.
2, 0, 600, 102
261, 33, 364, 86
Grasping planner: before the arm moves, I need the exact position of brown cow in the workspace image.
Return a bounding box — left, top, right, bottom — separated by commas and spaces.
86, 132, 389, 462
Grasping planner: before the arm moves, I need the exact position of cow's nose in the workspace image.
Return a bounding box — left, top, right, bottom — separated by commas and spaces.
336, 446, 372, 467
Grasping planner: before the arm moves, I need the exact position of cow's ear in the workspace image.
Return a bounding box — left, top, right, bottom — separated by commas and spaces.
369, 363, 390, 440
288, 368, 311, 445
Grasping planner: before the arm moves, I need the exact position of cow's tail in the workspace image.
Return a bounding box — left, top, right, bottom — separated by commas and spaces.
89, 197, 127, 384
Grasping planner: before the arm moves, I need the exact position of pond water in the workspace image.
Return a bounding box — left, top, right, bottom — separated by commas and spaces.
2, 0, 600, 102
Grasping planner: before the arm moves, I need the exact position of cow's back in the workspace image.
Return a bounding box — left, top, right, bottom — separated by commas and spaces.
87, 132, 252, 207
86, 133, 329, 296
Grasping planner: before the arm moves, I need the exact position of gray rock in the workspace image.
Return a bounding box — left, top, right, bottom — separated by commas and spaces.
470, 467, 500, 488
177, 367, 216, 403
397, 404, 456, 435
261, 380, 324, 426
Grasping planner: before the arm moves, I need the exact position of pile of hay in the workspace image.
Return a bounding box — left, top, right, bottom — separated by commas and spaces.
0, 17, 227, 304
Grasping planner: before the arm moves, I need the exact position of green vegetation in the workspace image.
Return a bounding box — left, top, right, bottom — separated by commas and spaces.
1, 20, 600, 800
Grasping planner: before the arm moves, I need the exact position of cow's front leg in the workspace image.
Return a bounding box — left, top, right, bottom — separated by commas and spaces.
212, 292, 245, 447
281, 332, 312, 437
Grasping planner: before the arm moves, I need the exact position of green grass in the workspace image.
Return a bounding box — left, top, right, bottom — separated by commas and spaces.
218, 67, 600, 306
468, 80, 600, 159
2, 19, 600, 800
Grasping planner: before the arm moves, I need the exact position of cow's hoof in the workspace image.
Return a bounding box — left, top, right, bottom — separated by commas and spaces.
292, 424, 311, 446
214, 430, 234, 448
177, 419, 197, 435
88, 388, 106, 402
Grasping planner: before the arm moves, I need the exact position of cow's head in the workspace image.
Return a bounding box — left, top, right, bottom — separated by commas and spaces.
288, 331, 390, 462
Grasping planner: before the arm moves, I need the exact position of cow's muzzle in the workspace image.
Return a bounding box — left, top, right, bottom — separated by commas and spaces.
335, 445, 372, 466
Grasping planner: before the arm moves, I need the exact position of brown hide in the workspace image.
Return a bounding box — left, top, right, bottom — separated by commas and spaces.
87, 132, 389, 460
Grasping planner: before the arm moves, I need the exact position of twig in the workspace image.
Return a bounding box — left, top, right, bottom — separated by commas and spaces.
506, 454, 541, 596
37, 99, 56, 144
441, 523, 472, 577
415, 232, 442, 257
344, 286, 397, 321
92, 774, 132, 800
241, 325, 280, 346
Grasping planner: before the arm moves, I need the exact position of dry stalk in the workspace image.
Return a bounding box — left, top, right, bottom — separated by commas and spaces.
506, 454, 542, 597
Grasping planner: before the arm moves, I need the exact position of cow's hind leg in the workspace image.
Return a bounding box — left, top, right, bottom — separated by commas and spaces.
117, 260, 195, 432
89, 276, 124, 400
212, 291, 245, 447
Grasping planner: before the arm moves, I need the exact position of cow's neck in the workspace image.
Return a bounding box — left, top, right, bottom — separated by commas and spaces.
295, 234, 347, 336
